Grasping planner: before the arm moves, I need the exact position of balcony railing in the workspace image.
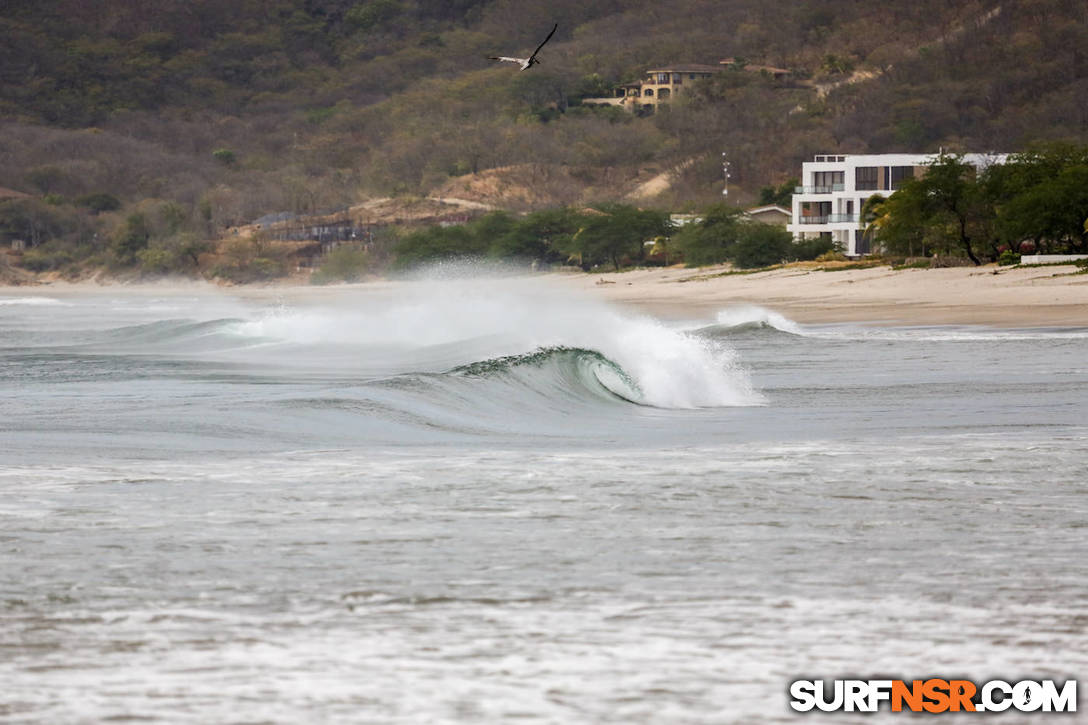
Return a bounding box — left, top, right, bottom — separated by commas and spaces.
796, 213, 858, 225
794, 184, 845, 194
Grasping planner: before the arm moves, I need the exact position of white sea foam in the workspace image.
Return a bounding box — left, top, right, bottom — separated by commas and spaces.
713, 305, 804, 335
806, 324, 1088, 342
0, 296, 68, 306
229, 278, 763, 408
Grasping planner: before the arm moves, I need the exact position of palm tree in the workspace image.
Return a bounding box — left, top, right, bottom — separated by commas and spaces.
860, 194, 888, 255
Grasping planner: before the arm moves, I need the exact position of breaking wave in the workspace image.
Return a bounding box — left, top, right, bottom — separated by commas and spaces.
711, 305, 804, 335
5, 280, 764, 434
690, 305, 806, 340
450, 346, 644, 405
225, 279, 763, 409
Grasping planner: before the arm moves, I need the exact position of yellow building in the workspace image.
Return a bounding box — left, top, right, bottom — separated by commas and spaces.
637, 64, 721, 109
583, 59, 791, 113
583, 64, 721, 113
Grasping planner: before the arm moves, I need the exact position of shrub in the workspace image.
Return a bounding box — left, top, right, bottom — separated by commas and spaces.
731, 223, 793, 268
997, 249, 1020, 266
136, 246, 178, 274
311, 244, 370, 284
791, 236, 836, 261
670, 205, 745, 266
212, 149, 237, 166
815, 249, 848, 262
20, 243, 74, 272
210, 237, 289, 282
112, 213, 151, 264
75, 193, 122, 214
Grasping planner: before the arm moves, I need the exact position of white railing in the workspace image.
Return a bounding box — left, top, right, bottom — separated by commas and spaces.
794, 184, 845, 194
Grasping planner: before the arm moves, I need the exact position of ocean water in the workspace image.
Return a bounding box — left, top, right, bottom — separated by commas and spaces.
1, 279, 1085, 723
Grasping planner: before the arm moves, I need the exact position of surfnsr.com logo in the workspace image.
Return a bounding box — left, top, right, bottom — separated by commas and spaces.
789, 679, 1077, 713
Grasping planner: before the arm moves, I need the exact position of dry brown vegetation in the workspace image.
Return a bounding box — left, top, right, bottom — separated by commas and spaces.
1, 0, 1086, 279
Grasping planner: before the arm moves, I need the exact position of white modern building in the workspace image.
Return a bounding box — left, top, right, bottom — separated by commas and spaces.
787, 153, 1006, 256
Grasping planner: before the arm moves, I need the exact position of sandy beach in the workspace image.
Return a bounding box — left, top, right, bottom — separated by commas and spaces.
559, 262, 1088, 326
4, 262, 1087, 327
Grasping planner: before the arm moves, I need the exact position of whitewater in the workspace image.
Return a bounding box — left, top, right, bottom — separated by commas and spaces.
1, 278, 1085, 723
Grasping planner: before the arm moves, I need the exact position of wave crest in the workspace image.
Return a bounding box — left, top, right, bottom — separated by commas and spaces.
713, 305, 803, 335
452, 346, 644, 404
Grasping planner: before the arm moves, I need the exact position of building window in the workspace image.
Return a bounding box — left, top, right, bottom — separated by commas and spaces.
856, 166, 878, 191
643, 88, 654, 96
889, 166, 914, 190
673, 73, 683, 84
657, 73, 670, 83
813, 170, 844, 189
659, 88, 670, 100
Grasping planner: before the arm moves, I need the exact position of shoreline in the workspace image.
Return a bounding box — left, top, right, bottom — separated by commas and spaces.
553, 262, 1088, 327
3, 262, 1087, 328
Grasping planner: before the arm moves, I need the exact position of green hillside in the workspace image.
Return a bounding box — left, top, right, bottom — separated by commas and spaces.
1, 0, 1086, 277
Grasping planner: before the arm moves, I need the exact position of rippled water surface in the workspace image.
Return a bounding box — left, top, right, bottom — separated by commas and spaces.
1, 282, 1085, 723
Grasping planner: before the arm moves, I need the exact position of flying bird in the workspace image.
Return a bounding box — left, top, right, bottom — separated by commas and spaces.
488, 23, 557, 71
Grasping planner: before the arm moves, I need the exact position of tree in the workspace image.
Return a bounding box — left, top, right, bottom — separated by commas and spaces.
472, 211, 518, 250
997, 166, 1088, 254
568, 204, 671, 270
113, 212, 151, 264
346, 0, 403, 32
987, 144, 1088, 254
0, 198, 77, 248
758, 178, 798, 207
670, 204, 745, 266
392, 224, 486, 268
671, 203, 798, 268
873, 155, 988, 264
731, 222, 794, 268
488, 207, 580, 263
74, 193, 122, 214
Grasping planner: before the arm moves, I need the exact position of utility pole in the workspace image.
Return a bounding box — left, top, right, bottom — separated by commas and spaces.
721, 152, 731, 197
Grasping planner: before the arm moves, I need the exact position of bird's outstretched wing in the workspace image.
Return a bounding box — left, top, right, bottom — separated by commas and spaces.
488, 56, 525, 65
528, 23, 558, 62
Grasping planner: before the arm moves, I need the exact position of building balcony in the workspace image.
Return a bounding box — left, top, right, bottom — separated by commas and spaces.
794, 184, 845, 194
828, 214, 859, 223
797, 215, 830, 225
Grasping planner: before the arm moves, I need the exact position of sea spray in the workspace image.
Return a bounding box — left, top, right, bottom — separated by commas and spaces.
230, 276, 763, 408
713, 305, 804, 335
